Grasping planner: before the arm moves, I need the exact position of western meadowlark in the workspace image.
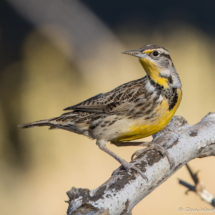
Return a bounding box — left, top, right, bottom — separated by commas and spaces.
19, 44, 182, 180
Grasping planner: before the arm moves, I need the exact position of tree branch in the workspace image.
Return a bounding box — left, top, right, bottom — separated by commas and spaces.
66, 113, 215, 215
178, 164, 215, 207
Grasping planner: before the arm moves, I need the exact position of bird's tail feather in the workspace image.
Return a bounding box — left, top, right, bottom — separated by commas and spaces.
18, 119, 52, 129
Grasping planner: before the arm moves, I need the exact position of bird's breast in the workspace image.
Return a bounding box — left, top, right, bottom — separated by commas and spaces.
112, 88, 182, 142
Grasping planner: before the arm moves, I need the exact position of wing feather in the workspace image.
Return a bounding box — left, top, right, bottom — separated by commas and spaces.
64, 93, 104, 111
63, 77, 147, 114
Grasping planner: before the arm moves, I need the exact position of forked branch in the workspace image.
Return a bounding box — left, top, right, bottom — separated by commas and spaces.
66, 113, 215, 215
178, 164, 215, 207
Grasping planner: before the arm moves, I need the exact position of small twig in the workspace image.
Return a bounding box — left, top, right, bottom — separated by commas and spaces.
178, 164, 215, 207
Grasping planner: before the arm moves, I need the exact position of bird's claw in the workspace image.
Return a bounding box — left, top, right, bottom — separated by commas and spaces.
131, 142, 175, 169
121, 160, 148, 181
112, 160, 148, 181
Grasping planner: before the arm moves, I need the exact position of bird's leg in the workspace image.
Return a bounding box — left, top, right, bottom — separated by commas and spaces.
111, 141, 150, 147
97, 140, 148, 181
131, 142, 175, 169
111, 141, 175, 169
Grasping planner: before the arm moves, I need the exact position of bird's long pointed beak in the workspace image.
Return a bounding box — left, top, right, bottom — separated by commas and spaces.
122, 49, 147, 58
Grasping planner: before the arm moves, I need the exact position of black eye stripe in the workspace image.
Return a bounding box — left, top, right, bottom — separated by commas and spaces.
160, 53, 171, 60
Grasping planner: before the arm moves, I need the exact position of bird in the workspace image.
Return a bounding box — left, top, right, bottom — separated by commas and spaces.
19, 44, 182, 180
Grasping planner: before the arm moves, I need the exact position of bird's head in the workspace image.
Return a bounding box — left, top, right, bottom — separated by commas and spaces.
123, 44, 181, 89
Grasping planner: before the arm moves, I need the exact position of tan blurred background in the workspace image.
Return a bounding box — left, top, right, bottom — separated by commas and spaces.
0, 0, 215, 214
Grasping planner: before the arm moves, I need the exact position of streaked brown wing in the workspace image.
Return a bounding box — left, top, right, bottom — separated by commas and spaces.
64, 93, 105, 113
63, 77, 146, 114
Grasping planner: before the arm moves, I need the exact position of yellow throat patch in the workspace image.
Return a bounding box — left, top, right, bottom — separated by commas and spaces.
139, 49, 169, 89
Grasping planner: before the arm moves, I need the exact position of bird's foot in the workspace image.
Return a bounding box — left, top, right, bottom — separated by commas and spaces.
97, 140, 148, 181
131, 142, 175, 169
120, 159, 148, 181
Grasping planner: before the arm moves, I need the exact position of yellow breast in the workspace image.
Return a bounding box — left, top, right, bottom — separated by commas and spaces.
114, 88, 182, 142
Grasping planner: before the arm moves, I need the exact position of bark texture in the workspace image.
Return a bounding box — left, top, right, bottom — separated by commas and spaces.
66, 113, 215, 215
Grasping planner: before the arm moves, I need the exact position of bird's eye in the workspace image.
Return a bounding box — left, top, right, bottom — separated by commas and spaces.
153, 51, 159, 56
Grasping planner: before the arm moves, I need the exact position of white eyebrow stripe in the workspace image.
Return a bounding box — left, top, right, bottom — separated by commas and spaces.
156, 48, 170, 55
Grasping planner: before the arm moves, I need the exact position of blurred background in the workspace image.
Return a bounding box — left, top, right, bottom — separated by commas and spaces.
0, 0, 215, 214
